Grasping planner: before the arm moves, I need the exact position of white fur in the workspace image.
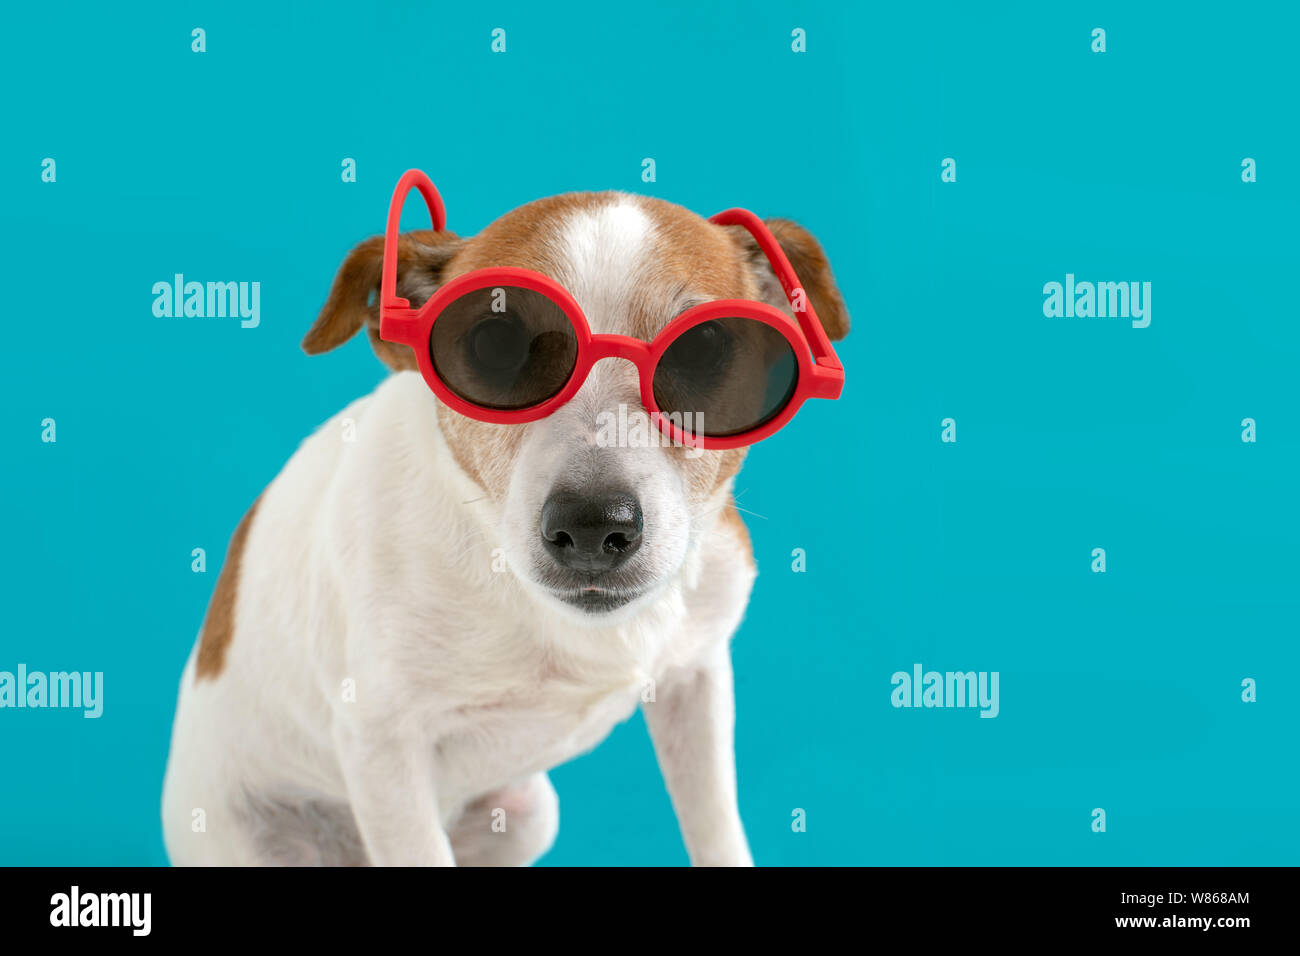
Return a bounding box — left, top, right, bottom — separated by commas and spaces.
161, 200, 756, 867
552, 199, 654, 334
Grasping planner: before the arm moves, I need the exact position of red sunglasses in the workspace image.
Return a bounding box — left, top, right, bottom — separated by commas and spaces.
378, 169, 844, 450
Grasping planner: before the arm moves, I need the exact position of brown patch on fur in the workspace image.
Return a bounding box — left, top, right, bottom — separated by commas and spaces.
436, 412, 529, 500
440, 193, 620, 280
303, 230, 465, 371
629, 196, 758, 340
766, 219, 850, 340
709, 448, 747, 492
195, 496, 262, 682
723, 218, 850, 342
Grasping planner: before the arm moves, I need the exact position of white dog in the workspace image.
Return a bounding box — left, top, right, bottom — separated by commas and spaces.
161, 187, 848, 866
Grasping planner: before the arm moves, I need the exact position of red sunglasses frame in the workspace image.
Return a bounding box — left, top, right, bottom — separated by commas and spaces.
378, 169, 844, 450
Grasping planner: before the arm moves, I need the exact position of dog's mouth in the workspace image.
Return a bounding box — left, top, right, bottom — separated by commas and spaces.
554, 584, 642, 614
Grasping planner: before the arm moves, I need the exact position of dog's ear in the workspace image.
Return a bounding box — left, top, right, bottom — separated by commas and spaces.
727, 219, 850, 341
303, 229, 466, 370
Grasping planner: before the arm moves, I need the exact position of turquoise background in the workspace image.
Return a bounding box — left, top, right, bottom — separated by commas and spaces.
1, 1, 1296, 865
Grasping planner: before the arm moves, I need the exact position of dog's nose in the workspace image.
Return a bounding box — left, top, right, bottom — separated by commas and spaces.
540, 489, 643, 572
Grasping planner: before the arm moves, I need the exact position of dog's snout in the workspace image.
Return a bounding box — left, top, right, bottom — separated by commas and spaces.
540, 489, 643, 572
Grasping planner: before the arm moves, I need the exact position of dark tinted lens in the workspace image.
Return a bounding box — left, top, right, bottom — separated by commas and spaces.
430, 286, 578, 410
652, 317, 798, 437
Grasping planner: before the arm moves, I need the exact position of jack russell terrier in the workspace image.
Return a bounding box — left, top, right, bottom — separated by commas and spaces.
161, 170, 849, 866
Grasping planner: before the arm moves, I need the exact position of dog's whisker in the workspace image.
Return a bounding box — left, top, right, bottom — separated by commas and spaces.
689, 505, 731, 525
444, 528, 491, 556
451, 529, 489, 548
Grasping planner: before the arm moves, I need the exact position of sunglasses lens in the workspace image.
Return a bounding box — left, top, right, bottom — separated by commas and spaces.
652, 316, 798, 438
430, 286, 578, 410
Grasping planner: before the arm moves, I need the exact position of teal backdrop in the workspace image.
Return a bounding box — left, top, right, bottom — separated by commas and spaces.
1, 1, 1296, 865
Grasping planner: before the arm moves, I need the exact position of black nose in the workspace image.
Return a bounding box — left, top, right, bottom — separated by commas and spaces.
541, 489, 643, 572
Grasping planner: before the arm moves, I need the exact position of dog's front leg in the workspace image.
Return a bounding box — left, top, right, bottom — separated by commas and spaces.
333, 717, 455, 866
643, 643, 753, 867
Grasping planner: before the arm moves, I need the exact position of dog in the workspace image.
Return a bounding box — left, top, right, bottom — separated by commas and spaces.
161, 185, 849, 866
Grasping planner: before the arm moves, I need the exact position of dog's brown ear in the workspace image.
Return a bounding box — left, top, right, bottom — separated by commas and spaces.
728, 219, 850, 342
303, 229, 465, 370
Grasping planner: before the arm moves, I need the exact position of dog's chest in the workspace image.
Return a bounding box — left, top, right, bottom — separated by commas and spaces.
433, 661, 647, 800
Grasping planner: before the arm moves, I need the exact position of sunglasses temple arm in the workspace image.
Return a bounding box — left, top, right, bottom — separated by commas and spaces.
380, 169, 448, 314
709, 209, 843, 374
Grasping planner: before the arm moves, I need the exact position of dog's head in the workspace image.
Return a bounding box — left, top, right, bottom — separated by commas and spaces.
304, 191, 848, 621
